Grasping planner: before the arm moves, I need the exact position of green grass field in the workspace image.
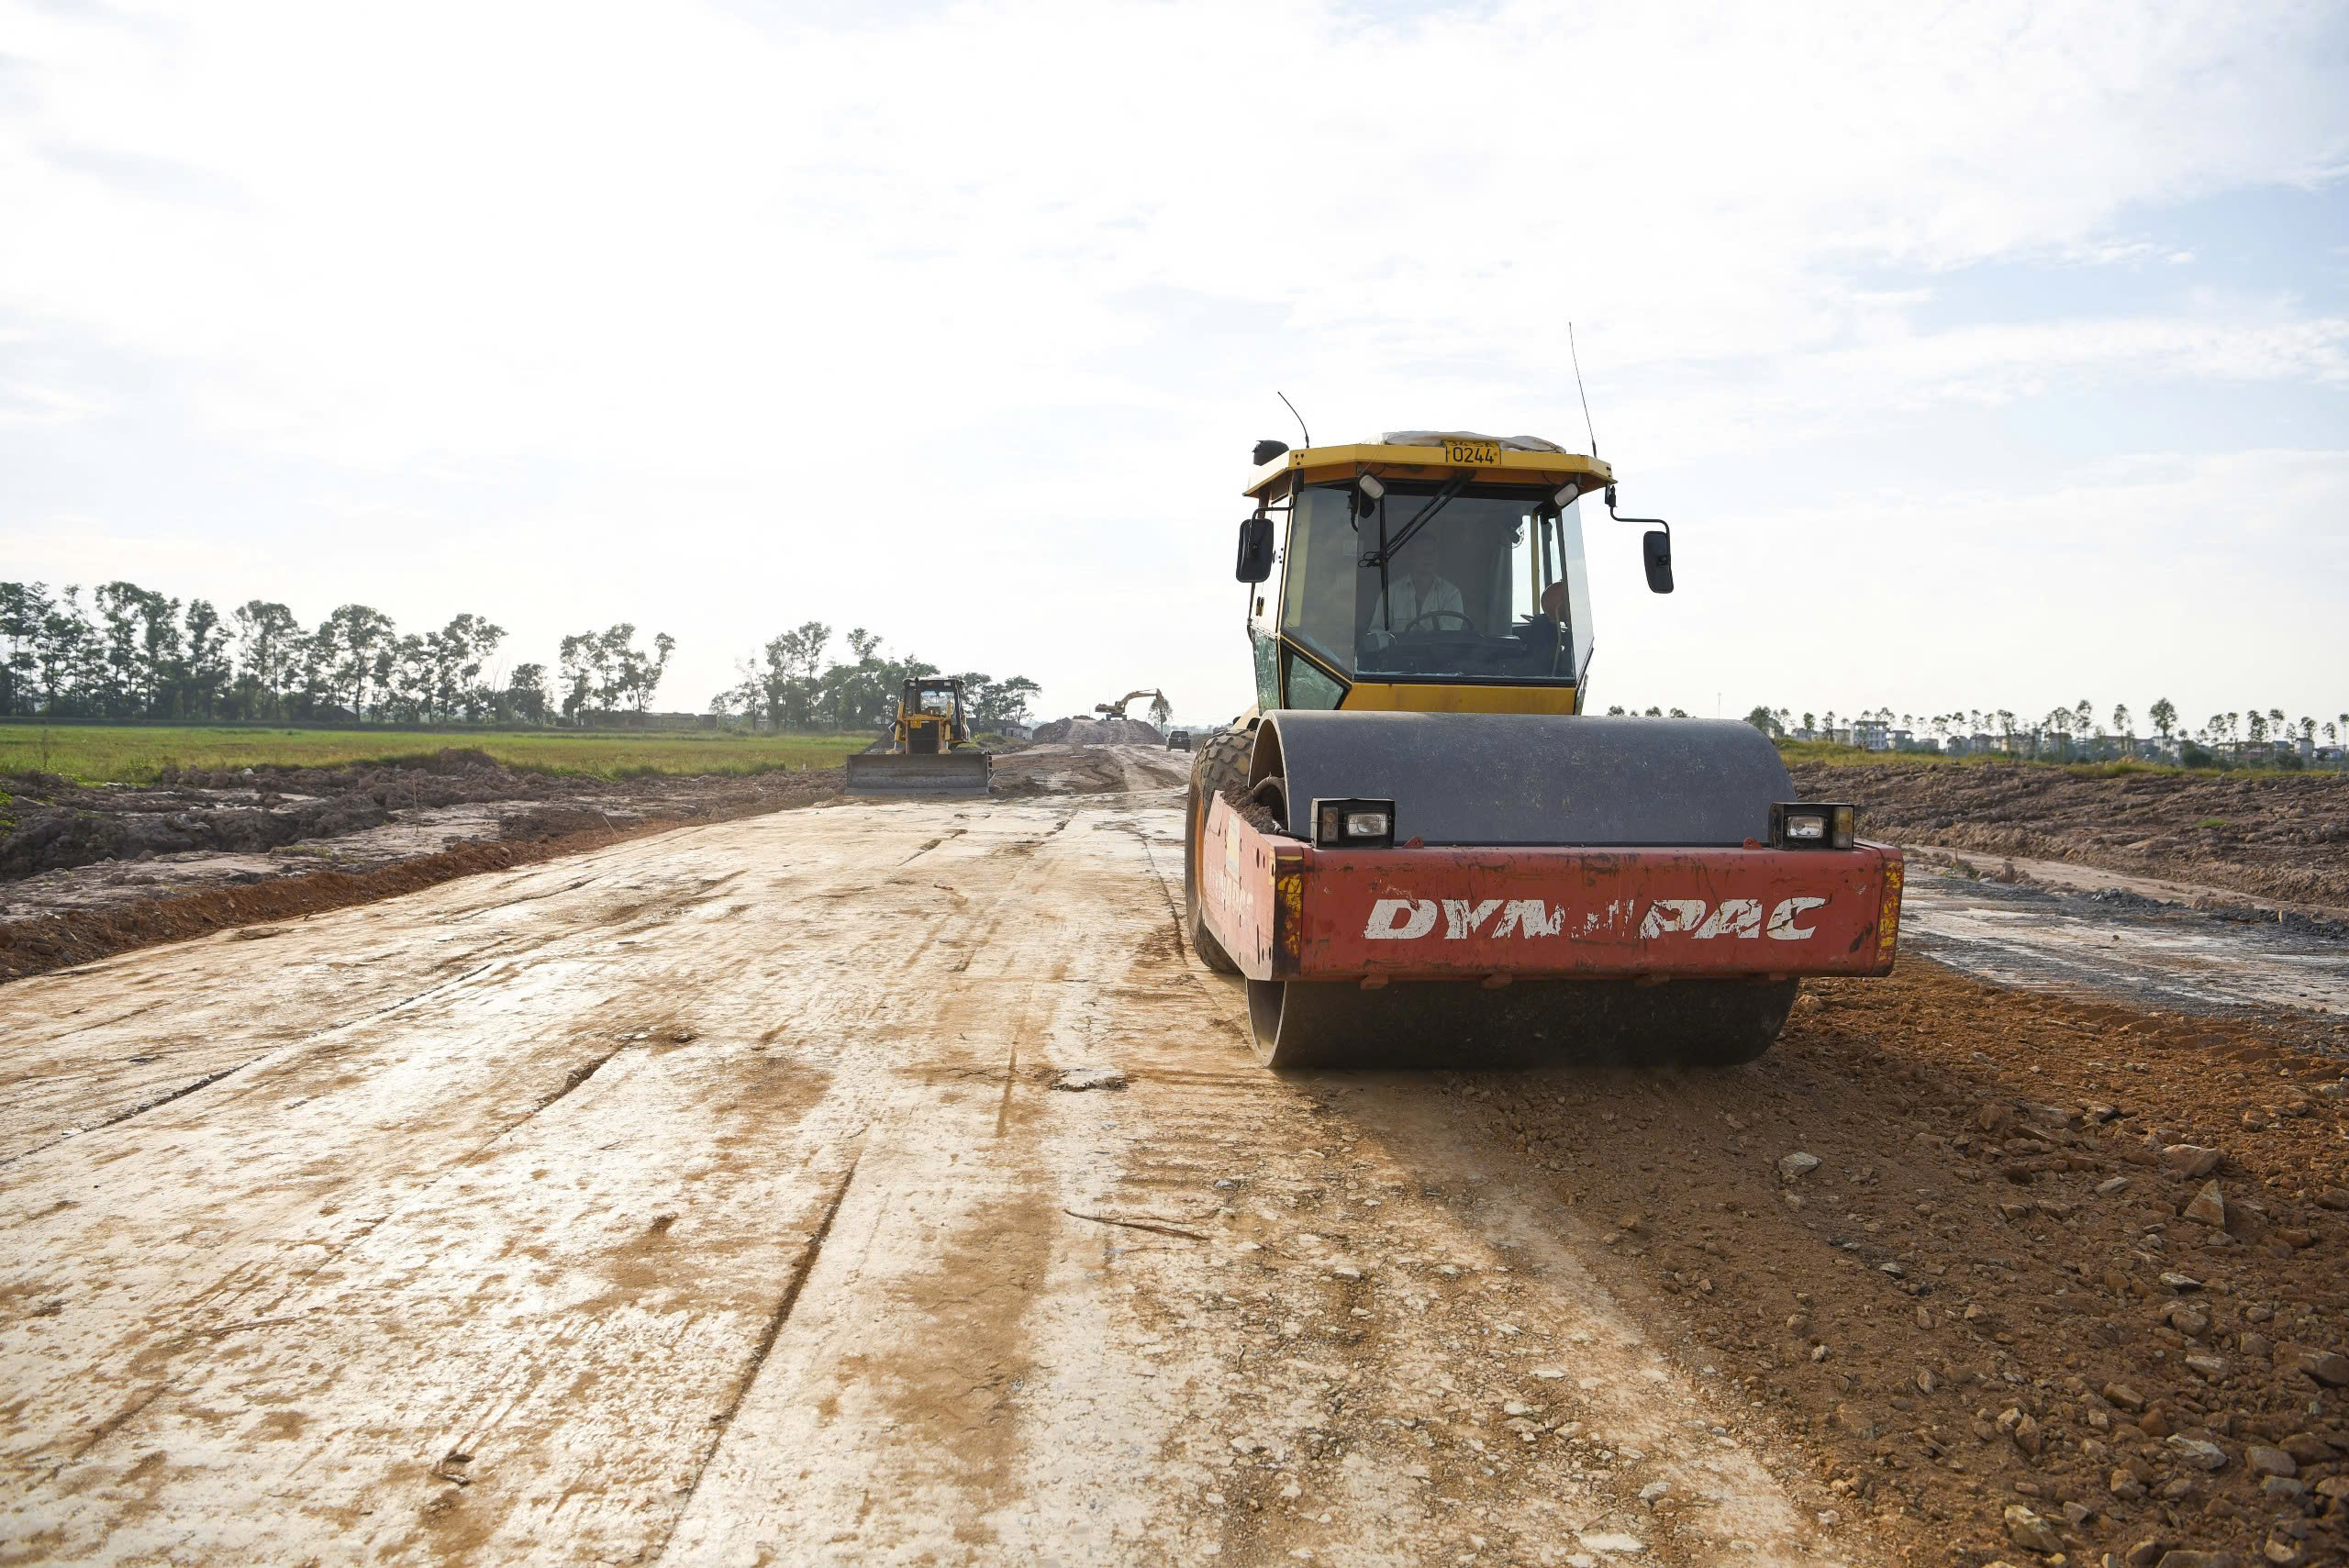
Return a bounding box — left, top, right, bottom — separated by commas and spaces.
0, 724, 873, 784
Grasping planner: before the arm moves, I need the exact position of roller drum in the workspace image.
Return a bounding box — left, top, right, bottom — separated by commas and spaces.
1250, 711, 1791, 847
1241, 711, 1803, 1066
1248, 977, 1799, 1070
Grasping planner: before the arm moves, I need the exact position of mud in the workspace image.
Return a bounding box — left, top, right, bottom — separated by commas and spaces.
0, 743, 1188, 983
0, 751, 844, 904
1906, 845, 2349, 930
0, 823, 671, 986
1795, 761, 2349, 909
1903, 867, 2349, 1022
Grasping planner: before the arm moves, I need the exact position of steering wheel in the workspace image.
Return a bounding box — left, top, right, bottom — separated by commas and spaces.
1403, 609, 1478, 635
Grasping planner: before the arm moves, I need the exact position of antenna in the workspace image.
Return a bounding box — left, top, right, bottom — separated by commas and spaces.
1568, 322, 1598, 458
1276, 390, 1311, 450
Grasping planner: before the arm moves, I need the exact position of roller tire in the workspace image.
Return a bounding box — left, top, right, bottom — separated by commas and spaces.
1182, 728, 1251, 975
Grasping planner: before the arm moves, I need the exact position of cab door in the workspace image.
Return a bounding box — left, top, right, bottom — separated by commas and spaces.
1250, 557, 1281, 713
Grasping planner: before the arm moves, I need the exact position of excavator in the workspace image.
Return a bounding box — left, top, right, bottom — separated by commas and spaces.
845, 676, 992, 795
1096, 689, 1173, 731
1184, 431, 1902, 1067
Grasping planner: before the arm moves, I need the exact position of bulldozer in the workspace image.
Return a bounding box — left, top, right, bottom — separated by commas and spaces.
1184, 431, 1903, 1067
845, 675, 992, 795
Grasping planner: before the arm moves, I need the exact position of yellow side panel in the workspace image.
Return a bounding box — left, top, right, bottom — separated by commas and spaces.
1341, 683, 1582, 715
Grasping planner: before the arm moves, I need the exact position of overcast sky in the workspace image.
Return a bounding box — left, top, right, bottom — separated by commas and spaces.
4, 0, 2345, 733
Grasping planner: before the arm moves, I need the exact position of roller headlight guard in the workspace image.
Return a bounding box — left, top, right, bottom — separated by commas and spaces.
1769, 803, 1857, 850
1312, 797, 1397, 850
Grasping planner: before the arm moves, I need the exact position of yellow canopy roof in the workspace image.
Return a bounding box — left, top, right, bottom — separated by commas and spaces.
1244, 439, 1613, 501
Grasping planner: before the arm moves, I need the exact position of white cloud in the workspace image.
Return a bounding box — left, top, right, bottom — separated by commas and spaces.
1592, 448, 2349, 728
1, 0, 2344, 724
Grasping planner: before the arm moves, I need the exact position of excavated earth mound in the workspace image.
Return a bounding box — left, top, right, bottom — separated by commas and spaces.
1793, 762, 2349, 909
1030, 716, 1163, 746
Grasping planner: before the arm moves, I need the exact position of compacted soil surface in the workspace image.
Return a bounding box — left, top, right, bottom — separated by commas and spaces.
1792, 762, 2349, 911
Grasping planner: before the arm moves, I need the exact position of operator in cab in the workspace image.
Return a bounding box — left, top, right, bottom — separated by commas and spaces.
1521, 579, 1569, 656
1381, 553, 1463, 632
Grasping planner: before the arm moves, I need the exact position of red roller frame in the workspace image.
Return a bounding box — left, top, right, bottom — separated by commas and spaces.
1197, 795, 1901, 984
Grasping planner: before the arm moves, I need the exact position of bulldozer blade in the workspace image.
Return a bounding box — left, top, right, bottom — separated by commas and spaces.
844, 751, 993, 796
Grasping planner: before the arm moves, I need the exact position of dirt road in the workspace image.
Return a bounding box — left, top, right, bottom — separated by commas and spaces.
7, 751, 2347, 1567
1, 750, 1831, 1566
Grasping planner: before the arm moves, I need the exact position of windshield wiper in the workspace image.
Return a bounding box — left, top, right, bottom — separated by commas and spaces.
1359, 473, 1472, 569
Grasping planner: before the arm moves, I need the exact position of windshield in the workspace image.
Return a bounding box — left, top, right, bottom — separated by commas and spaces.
1279, 482, 1593, 686
916, 686, 956, 716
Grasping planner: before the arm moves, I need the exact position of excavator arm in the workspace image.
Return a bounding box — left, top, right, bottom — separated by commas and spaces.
1096, 689, 1173, 728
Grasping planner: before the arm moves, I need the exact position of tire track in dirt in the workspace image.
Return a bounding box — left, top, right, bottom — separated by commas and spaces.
1018, 817, 1842, 1566
0, 959, 505, 1167
655, 814, 1106, 1561
655, 1146, 866, 1551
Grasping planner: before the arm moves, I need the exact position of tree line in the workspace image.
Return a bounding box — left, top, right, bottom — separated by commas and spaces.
1742, 697, 2349, 766
0, 579, 674, 728
708, 621, 1040, 736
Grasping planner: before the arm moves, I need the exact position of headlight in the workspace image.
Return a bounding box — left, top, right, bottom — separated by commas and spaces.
1311, 797, 1397, 850
1771, 802, 1857, 850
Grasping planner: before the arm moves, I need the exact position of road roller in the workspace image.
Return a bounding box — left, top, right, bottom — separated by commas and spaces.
1183, 431, 1902, 1067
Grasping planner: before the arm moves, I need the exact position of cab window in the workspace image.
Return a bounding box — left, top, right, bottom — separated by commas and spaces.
1284, 648, 1345, 709
1280, 481, 1586, 686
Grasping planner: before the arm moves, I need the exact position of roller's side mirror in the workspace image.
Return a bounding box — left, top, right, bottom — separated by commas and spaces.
1607, 486, 1675, 595
1236, 515, 1276, 583
1642, 529, 1674, 595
